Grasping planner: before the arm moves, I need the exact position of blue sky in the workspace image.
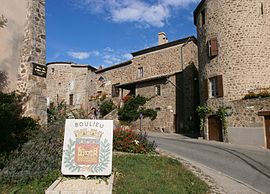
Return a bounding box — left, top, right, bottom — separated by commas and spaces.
46, 0, 200, 68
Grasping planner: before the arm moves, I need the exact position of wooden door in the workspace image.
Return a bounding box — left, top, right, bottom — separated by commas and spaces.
265, 116, 270, 149
208, 115, 223, 141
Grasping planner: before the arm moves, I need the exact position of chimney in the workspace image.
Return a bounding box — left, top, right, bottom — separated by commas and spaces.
158, 32, 168, 45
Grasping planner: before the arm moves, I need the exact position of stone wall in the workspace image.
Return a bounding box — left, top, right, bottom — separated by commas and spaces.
135, 77, 175, 132
227, 97, 270, 147
46, 63, 96, 111
16, 0, 47, 125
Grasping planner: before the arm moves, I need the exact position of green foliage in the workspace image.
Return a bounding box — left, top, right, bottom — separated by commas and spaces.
113, 127, 156, 154
139, 107, 157, 121
217, 106, 232, 142
0, 121, 64, 184
0, 92, 38, 155
47, 101, 67, 123
118, 95, 157, 123
244, 91, 270, 99
196, 105, 212, 132
113, 154, 209, 194
99, 100, 116, 117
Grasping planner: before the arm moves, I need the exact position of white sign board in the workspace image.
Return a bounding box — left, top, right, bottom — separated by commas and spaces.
61, 119, 113, 177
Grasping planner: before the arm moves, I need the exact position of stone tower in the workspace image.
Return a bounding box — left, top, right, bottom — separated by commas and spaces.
194, 0, 270, 105
194, 0, 270, 146
17, 0, 47, 125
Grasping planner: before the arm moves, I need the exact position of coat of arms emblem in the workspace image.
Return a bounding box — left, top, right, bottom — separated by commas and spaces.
74, 129, 103, 165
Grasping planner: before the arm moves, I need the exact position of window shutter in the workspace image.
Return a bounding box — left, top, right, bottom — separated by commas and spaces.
203, 79, 209, 100
208, 38, 218, 58
217, 75, 223, 97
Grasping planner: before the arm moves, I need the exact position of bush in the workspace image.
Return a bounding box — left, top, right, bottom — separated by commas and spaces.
99, 100, 116, 117
113, 127, 156, 154
47, 101, 67, 123
0, 121, 64, 184
118, 95, 157, 123
244, 91, 270, 99
0, 92, 38, 154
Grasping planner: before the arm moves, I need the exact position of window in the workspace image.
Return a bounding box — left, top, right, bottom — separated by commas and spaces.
201, 9, 206, 26
155, 85, 161, 96
209, 75, 223, 98
208, 38, 218, 58
261, 3, 264, 15
209, 77, 218, 97
52, 68, 54, 73
137, 67, 144, 78
112, 83, 120, 97
69, 94, 74, 105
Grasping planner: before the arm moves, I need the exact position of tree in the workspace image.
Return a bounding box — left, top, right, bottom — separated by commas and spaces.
0, 14, 7, 28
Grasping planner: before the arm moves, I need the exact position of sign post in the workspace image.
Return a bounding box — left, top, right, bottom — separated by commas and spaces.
61, 119, 113, 177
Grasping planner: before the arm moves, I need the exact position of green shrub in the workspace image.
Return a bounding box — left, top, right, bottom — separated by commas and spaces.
113, 127, 156, 154
118, 95, 157, 123
99, 100, 116, 117
0, 92, 39, 154
244, 91, 270, 99
47, 100, 67, 123
0, 121, 64, 184
139, 108, 157, 120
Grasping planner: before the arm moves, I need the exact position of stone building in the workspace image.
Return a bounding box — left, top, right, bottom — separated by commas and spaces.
47, 33, 199, 133
194, 0, 270, 148
95, 34, 199, 133
0, 0, 47, 125
46, 62, 96, 111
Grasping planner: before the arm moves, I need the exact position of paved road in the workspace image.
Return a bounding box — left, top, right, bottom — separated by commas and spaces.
148, 133, 270, 194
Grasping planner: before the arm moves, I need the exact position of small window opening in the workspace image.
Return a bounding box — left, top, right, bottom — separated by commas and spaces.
155, 85, 161, 96
69, 94, 74, 105
261, 3, 264, 15
52, 68, 54, 73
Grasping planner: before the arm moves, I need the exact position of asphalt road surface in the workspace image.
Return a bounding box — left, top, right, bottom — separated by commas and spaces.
149, 133, 270, 194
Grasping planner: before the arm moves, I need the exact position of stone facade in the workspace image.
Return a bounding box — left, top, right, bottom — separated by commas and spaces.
16, 0, 47, 125
46, 62, 96, 111
194, 0, 270, 147
47, 35, 199, 133
96, 36, 198, 133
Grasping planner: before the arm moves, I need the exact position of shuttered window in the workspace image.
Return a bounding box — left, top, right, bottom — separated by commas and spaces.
208, 38, 218, 58
209, 75, 223, 98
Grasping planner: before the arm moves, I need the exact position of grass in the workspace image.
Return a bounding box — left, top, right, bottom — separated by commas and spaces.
113, 154, 209, 194
0, 154, 209, 194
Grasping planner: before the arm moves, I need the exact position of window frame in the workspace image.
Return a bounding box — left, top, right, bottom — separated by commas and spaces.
137, 67, 144, 78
